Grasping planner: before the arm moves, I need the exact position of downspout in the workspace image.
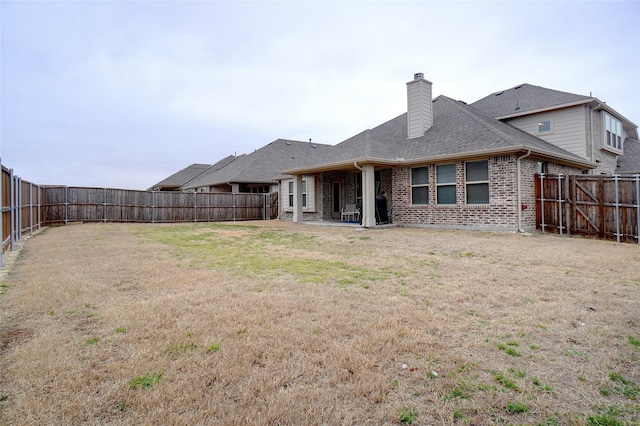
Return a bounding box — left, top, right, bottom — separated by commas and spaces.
517, 150, 532, 233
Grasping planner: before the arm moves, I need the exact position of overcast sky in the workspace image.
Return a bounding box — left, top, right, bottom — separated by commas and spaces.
2, 1, 639, 190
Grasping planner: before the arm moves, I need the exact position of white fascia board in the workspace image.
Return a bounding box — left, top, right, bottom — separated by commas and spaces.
400, 146, 595, 170
494, 99, 594, 120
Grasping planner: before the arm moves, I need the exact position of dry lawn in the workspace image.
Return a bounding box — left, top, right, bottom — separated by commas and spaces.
0, 221, 639, 425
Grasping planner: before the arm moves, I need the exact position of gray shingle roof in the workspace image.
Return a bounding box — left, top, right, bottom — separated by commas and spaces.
289, 95, 589, 172
182, 139, 333, 189
470, 83, 592, 118
617, 138, 640, 174
148, 163, 212, 190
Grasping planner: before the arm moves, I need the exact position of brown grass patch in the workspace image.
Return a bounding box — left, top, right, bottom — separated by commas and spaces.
0, 221, 639, 425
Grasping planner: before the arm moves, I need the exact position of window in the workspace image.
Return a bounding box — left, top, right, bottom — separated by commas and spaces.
605, 113, 622, 150
288, 181, 294, 207
411, 167, 429, 204
537, 120, 551, 133
302, 180, 307, 207
287, 180, 307, 208
436, 164, 456, 205
465, 160, 489, 204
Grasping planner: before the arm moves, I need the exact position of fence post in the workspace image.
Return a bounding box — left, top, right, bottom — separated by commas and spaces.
539, 174, 546, 233
29, 181, 33, 234
614, 174, 621, 243
37, 184, 41, 231
9, 169, 15, 250
151, 191, 155, 224
0, 163, 3, 267
17, 176, 23, 241
103, 188, 107, 223
557, 174, 563, 235
636, 174, 640, 245
233, 193, 236, 222
194, 192, 197, 223
64, 186, 69, 225
564, 175, 571, 236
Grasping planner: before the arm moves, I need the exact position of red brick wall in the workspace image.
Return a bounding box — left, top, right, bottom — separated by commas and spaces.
391, 155, 582, 230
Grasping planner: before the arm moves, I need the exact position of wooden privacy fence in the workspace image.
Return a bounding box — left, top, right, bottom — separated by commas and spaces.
1, 162, 279, 266
43, 187, 279, 224
1, 165, 45, 264
535, 173, 640, 244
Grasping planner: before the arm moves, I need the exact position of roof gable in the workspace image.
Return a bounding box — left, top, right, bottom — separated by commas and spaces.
148, 163, 212, 190
183, 139, 333, 189
470, 83, 592, 118
286, 95, 590, 173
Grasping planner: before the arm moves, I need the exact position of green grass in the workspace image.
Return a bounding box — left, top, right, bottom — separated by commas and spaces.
397, 407, 418, 424
629, 335, 640, 348
84, 337, 100, 346
506, 401, 530, 413
114, 327, 128, 334
137, 224, 398, 286
493, 371, 519, 391
442, 384, 470, 402
130, 372, 163, 389
497, 343, 521, 357
207, 343, 221, 353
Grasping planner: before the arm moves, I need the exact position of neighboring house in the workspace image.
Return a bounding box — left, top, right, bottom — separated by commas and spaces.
148, 155, 236, 191
471, 84, 639, 175
181, 139, 333, 194
281, 73, 637, 231
148, 163, 213, 191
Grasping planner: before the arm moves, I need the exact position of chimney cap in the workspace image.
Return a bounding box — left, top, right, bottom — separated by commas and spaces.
414, 72, 424, 80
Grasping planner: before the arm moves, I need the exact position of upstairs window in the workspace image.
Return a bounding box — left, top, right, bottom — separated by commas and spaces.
465, 160, 489, 204
411, 167, 429, 204
537, 119, 551, 133
605, 113, 622, 151
436, 164, 456, 205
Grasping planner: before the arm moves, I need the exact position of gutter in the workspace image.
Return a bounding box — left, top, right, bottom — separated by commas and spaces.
516, 150, 532, 233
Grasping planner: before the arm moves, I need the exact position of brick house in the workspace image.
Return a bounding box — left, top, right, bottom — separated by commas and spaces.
281, 73, 638, 231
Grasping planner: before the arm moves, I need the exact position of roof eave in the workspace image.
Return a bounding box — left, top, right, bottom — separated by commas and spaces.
399, 146, 595, 170
282, 157, 399, 175
494, 98, 594, 120
282, 147, 594, 176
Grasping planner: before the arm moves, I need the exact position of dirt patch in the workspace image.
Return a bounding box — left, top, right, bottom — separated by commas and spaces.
0, 221, 639, 425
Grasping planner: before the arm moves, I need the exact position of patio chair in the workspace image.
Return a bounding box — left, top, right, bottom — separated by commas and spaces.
341, 204, 360, 222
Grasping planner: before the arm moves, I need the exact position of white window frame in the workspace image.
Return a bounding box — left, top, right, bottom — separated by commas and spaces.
465, 160, 489, 205
436, 163, 457, 205
286, 179, 308, 210
604, 112, 622, 152
537, 118, 553, 134
410, 166, 429, 205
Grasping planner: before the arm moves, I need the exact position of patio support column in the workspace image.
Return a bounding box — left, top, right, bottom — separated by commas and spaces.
361, 164, 376, 228
292, 174, 304, 223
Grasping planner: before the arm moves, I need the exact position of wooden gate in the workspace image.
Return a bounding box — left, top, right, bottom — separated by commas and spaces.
535, 174, 640, 243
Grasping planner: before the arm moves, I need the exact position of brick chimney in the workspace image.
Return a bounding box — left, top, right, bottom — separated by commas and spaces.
406, 73, 433, 139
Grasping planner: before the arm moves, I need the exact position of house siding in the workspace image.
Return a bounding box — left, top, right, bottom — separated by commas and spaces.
392, 155, 584, 230
506, 106, 587, 158
279, 175, 323, 220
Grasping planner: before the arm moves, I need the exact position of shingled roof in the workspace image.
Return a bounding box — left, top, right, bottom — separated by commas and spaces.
617, 138, 640, 174
182, 139, 333, 190
470, 83, 592, 118
148, 163, 212, 191
284, 95, 593, 174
